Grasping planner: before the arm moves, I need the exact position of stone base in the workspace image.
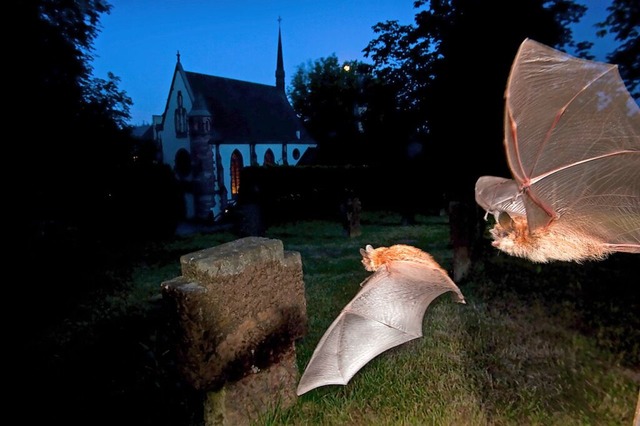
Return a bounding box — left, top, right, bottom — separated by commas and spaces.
161, 237, 307, 390
204, 343, 299, 426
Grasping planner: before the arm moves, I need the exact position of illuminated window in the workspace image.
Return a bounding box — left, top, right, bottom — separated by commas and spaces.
230, 150, 243, 195
264, 149, 275, 165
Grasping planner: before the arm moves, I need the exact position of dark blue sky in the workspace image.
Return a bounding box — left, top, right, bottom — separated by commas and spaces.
91, 0, 618, 126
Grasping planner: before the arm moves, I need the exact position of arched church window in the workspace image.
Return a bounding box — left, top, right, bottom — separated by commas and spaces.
175, 148, 191, 178
175, 91, 188, 137
263, 149, 275, 166
230, 150, 243, 196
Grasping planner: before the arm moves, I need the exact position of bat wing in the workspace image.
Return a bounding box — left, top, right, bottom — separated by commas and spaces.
296, 260, 465, 396
475, 176, 526, 219
481, 38, 640, 252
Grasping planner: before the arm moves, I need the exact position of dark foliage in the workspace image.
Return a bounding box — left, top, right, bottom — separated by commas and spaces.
596, 0, 640, 98
364, 0, 587, 203
21, 298, 204, 426
101, 161, 185, 241
289, 57, 412, 167
236, 165, 444, 233
15, 1, 184, 325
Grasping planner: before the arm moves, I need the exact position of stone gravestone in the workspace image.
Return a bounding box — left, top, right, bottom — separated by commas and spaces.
346, 197, 362, 238
448, 200, 472, 282
161, 237, 307, 425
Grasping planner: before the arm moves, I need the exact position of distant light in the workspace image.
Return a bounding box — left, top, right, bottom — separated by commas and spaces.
343, 65, 350, 72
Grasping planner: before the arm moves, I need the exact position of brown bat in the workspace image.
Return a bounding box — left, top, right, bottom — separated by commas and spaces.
475, 38, 640, 263
296, 244, 465, 395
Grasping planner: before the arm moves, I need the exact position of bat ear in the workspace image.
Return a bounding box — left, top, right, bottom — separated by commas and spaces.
360, 245, 377, 272
498, 211, 514, 230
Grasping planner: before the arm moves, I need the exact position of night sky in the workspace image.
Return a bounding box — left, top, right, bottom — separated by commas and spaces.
91, 0, 618, 126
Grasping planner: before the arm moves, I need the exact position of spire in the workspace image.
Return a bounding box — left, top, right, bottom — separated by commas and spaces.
175, 50, 184, 73
275, 16, 285, 92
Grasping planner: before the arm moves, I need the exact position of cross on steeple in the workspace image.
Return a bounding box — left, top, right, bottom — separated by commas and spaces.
176, 50, 181, 63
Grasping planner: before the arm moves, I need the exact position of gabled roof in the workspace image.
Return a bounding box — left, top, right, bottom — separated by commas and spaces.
130, 124, 153, 140
184, 71, 315, 144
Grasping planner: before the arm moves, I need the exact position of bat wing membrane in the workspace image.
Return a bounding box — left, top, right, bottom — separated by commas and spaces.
475, 176, 527, 219
296, 260, 464, 395
503, 39, 640, 247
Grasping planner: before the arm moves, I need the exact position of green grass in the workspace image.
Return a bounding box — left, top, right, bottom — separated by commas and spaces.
253, 213, 638, 425
30, 211, 639, 425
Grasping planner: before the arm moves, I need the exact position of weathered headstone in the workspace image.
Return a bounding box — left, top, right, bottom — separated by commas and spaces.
346, 197, 362, 238
449, 201, 472, 282
161, 237, 307, 425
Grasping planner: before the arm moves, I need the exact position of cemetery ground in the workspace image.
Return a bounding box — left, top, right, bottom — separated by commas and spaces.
23, 211, 639, 425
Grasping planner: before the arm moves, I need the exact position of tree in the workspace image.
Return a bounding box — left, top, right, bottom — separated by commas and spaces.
84, 72, 133, 130
596, 0, 639, 98
289, 55, 407, 166
290, 55, 367, 164
18, 0, 135, 225
366, 0, 587, 192
16, 1, 181, 322
20, 0, 131, 133
364, 0, 588, 194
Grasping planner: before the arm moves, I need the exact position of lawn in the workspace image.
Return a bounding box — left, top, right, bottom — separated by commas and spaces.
25, 211, 639, 425
260, 213, 639, 425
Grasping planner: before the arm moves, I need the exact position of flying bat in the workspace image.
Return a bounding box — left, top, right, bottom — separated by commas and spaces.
296, 244, 466, 395
475, 38, 640, 263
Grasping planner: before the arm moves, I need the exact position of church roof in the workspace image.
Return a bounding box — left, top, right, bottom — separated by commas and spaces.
184, 71, 315, 144
131, 124, 153, 140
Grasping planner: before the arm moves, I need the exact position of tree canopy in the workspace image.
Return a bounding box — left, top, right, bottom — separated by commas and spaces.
361, 0, 589, 201
19, 0, 138, 227
19, 1, 183, 321
289, 55, 410, 166
596, 0, 639, 97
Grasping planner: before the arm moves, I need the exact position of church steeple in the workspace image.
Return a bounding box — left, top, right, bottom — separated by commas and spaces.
175, 50, 184, 73
275, 17, 285, 92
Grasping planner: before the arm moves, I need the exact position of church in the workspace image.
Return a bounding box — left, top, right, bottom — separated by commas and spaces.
147, 24, 316, 222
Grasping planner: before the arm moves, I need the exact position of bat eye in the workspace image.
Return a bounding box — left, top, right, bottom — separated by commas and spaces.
498, 212, 514, 230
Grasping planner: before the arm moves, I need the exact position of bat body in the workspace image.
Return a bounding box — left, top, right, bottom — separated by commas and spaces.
476, 39, 640, 263
296, 244, 465, 395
